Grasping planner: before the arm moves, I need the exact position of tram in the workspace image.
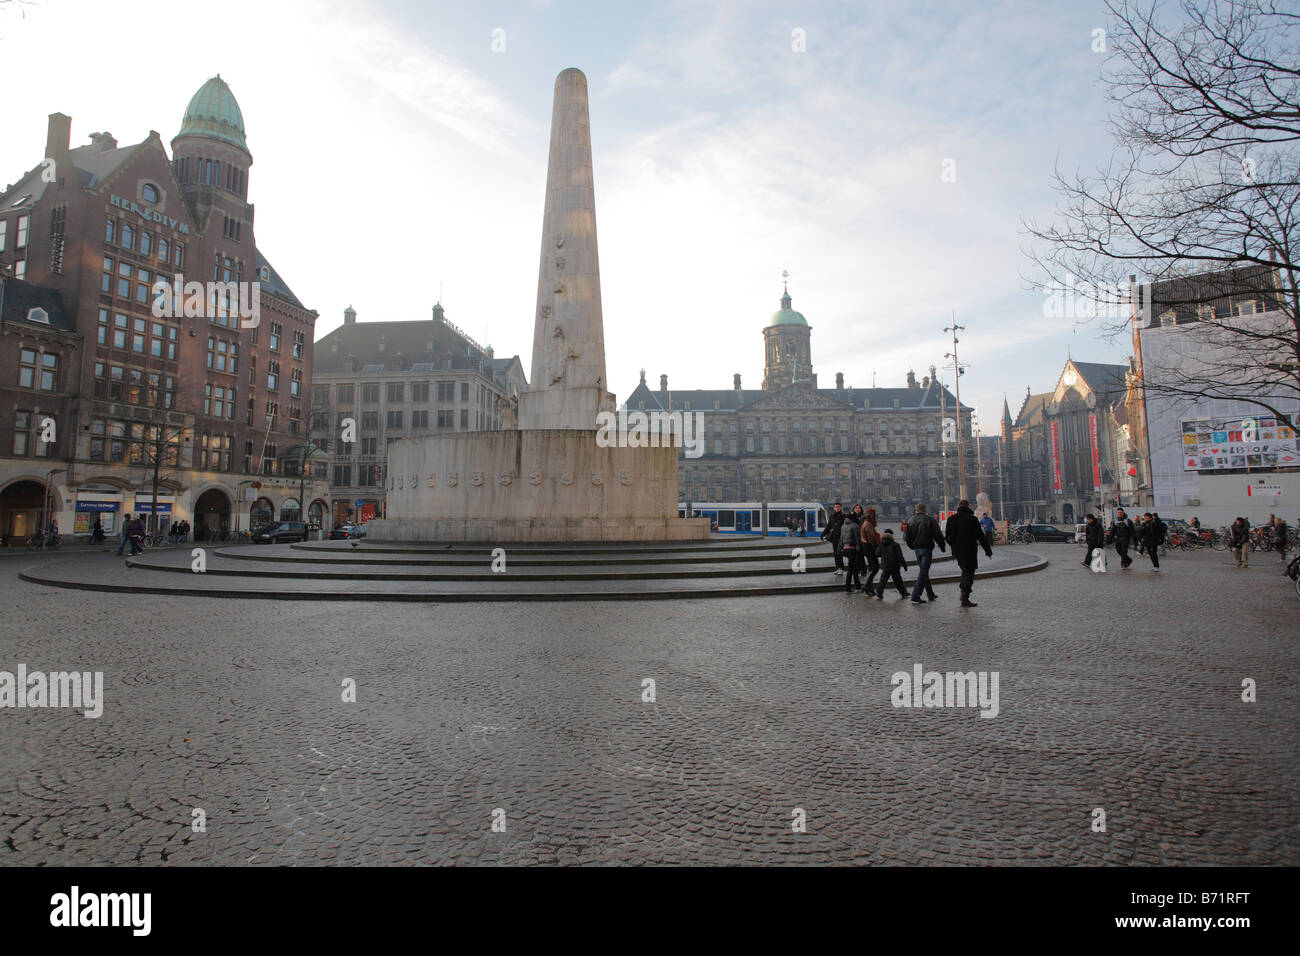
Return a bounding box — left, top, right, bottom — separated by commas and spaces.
678, 501, 828, 536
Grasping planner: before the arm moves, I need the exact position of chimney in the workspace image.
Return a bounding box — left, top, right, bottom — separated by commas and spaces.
87, 131, 117, 151
906, 369, 918, 389
835, 371, 844, 390
921, 375, 930, 389
659, 374, 668, 392
343, 305, 356, 325
733, 373, 741, 391
45, 113, 71, 161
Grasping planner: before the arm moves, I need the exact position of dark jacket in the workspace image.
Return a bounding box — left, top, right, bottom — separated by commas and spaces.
839, 516, 862, 551
943, 506, 991, 568
1150, 517, 1166, 545
1085, 520, 1104, 549
1229, 521, 1249, 546
822, 509, 845, 543
1273, 521, 1289, 546
904, 513, 946, 552
878, 537, 908, 573
1110, 518, 1134, 546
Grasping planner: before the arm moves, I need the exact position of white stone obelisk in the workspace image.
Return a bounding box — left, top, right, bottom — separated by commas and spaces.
517, 68, 616, 430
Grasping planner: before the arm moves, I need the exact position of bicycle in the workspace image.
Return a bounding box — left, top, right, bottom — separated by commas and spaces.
25, 530, 61, 550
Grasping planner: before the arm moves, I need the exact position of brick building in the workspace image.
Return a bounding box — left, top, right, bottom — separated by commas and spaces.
0, 76, 322, 540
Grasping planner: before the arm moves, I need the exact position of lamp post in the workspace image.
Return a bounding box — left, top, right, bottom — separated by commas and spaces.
944, 317, 969, 502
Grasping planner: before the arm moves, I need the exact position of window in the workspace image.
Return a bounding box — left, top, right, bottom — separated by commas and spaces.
411, 383, 429, 403
290, 368, 302, 396
19, 349, 37, 387
142, 183, 160, 204
105, 217, 115, 244
267, 359, 280, 391
269, 322, 281, 352
117, 261, 132, 297
362, 411, 379, 430
387, 382, 404, 403
361, 383, 379, 403
460, 409, 468, 429
337, 384, 355, 404
157, 237, 168, 263
460, 381, 469, 402
174, 243, 184, 269
120, 223, 132, 251
13, 411, 32, 455
437, 410, 453, 429
386, 410, 403, 428
140, 231, 152, 257
292, 330, 304, 359
13, 260, 24, 279
16, 214, 29, 248
437, 382, 454, 402
40, 353, 57, 390
333, 465, 352, 486
361, 437, 377, 455
136, 267, 151, 303
102, 256, 113, 292
412, 409, 428, 429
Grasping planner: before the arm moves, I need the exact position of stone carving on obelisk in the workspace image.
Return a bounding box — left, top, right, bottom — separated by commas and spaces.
517, 68, 616, 431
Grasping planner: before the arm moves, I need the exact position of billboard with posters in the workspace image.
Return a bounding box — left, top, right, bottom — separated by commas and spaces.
1180, 415, 1300, 471
1049, 420, 1063, 492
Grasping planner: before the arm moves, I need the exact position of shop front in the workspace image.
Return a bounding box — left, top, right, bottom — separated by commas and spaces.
74, 496, 122, 535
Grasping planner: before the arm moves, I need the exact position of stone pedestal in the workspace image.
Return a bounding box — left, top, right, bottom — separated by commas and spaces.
366, 430, 709, 542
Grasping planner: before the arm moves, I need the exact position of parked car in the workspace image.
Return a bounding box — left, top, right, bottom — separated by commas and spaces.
328, 523, 367, 540
1021, 523, 1074, 543
254, 521, 308, 544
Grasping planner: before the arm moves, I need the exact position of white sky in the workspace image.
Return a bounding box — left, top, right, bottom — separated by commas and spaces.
0, 0, 1133, 430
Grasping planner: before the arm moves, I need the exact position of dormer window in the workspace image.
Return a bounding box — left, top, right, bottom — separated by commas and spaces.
26, 307, 49, 324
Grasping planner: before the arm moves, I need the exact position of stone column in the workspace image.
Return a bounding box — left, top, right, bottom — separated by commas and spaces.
517, 68, 615, 430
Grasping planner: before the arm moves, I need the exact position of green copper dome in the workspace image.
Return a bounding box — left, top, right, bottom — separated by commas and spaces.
767, 288, 808, 327
177, 76, 248, 151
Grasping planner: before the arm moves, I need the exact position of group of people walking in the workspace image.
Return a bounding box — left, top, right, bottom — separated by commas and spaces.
1084, 509, 1167, 571
821, 500, 994, 607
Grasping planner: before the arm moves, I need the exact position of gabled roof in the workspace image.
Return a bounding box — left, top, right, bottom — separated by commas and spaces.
0, 278, 76, 333
1015, 391, 1051, 428
1068, 360, 1128, 402
254, 249, 304, 310
314, 312, 524, 386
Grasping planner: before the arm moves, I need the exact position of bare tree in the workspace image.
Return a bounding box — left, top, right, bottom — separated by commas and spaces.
1024, 0, 1299, 427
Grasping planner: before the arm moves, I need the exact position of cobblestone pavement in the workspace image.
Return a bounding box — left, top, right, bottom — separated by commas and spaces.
0, 543, 1295, 865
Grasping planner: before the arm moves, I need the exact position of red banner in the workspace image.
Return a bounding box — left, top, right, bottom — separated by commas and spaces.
1050, 420, 1063, 492
1089, 413, 1101, 492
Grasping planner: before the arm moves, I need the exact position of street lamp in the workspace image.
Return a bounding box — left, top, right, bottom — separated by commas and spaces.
944, 317, 969, 502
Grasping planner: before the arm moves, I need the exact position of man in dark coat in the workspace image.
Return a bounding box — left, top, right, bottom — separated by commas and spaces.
904, 503, 946, 604
821, 503, 846, 575
1108, 508, 1135, 569
943, 499, 993, 607
1082, 513, 1105, 569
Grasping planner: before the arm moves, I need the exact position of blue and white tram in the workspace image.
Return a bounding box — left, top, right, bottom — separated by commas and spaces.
678, 501, 828, 536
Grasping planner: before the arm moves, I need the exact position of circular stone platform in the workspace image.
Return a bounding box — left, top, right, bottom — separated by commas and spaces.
18, 537, 1047, 602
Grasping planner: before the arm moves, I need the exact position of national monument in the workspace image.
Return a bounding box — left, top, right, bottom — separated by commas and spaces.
367, 68, 709, 543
